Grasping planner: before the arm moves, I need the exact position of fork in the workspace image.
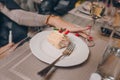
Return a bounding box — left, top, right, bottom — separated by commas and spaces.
38, 42, 75, 76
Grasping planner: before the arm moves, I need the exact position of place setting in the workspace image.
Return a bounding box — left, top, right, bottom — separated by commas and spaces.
29, 29, 90, 78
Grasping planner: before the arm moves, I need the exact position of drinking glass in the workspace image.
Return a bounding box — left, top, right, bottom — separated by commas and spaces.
90, 41, 120, 80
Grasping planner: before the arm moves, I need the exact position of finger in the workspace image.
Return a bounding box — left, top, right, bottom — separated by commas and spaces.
0, 43, 14, 55
69, 25, 91, 32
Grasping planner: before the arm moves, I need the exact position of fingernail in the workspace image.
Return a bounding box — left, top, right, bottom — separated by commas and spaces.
64, 30, 70, 35
88, 36, 93, 41
75, 33, 80, 37
86, 25, 92, 30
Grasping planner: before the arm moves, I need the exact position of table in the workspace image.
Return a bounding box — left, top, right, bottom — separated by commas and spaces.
0, 13, 110, 80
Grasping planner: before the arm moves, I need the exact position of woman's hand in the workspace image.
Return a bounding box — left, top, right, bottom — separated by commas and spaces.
0, 43, 14, 55
0, 2, 4, 10
47, 15, 90, 32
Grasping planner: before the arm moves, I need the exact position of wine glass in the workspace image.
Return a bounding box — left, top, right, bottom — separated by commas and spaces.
89, 0, 105, 34
85, 0, 105, 47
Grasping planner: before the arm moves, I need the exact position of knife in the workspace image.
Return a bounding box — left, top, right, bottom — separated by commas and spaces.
77, 9, 91, 16
8, 36, 31, 52
16, 36, 31, 48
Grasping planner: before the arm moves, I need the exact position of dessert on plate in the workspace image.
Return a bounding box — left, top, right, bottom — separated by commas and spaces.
47, 29, 70, 49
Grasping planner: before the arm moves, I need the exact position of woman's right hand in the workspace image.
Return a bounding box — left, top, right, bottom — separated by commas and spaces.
47, 15, 91, 33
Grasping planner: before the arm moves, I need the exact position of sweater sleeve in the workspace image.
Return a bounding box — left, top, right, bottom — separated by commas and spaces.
0, 5, 49, 27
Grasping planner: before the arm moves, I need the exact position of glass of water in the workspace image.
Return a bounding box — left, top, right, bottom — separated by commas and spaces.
90, 45, 120, 80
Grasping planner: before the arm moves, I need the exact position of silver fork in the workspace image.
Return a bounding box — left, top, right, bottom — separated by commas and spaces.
38, 42, 75, 76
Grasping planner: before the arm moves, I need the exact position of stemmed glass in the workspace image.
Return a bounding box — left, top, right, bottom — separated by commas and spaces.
86, 0, 105, 47
89, 0, 105, 33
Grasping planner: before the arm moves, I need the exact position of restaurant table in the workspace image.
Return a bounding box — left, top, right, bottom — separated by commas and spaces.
0, 10, 112, 80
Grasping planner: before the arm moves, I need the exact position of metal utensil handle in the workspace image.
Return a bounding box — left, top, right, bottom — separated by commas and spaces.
38, 54, 63, 76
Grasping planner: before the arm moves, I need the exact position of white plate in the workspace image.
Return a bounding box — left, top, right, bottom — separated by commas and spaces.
29, 31, 89, 67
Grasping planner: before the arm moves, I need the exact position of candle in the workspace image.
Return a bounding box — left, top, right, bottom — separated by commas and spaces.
9, 30, 12, 43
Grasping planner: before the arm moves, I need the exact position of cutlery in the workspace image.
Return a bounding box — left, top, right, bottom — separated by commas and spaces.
77, 9, 90, 16
15, 36, 31, 48
41, 67, 57, 80
8, 36, 31, 52
0, 31, 37, 55
14, 32, 37, 50
0, 36, 31, 55
38, 42, 75, 76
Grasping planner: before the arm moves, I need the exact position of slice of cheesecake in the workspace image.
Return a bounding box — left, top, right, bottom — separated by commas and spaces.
47, 31, 70, 49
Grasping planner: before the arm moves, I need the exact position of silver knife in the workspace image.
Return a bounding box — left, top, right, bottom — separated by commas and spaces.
8, 37, 31, 52
16, 37, 31, 48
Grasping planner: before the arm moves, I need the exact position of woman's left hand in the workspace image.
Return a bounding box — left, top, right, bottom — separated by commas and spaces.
0, 43, 14, 55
